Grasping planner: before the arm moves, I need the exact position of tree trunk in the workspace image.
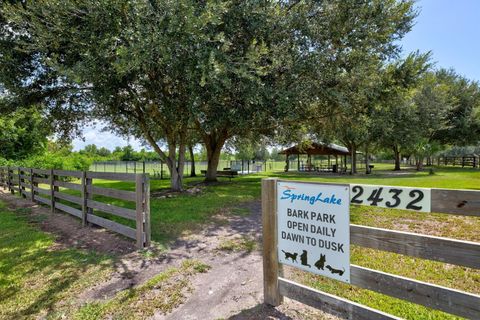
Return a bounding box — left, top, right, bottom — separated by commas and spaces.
169, 166, 182, 191
364, 145, 370, 174
416, 156, 424, 171
205, 146, 222, 182
165, 135, 186, 191
135, 111, 186, 192
350, 144, 357, 174
203, 132, 228, 182
165, 155, 183, 191
188, 145, 196, 177
393, 146, 401, 171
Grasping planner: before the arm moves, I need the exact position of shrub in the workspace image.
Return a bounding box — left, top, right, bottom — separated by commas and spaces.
4, 152, 95, 171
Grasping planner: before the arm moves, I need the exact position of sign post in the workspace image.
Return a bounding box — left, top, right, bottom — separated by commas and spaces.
262, 178, 283, 306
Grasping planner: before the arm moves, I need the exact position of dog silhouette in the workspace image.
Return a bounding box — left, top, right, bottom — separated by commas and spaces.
281, 250, 298, 263
314, 254, 326, 270
300, 250, 311, 267
326, 265, 345, 276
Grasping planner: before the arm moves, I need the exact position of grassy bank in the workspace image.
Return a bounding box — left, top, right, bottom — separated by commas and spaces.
0, 201, 114, 319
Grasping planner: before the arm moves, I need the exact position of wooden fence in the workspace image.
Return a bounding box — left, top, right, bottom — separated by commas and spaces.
0, 167, 150, 249
262, 178, 480, 319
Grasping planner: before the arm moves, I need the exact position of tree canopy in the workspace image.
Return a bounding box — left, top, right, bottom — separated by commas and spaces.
0, 0, 420, 188
0, 107, 50, 160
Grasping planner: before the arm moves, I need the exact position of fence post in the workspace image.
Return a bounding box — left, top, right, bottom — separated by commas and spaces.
30, 168, 34, 202
17, 167, 21, 196
50, 169, 55, 213
262, 178, 283, 306
135, 174, 145, 248
81, 171, 88, 226
8, 167, 13, 194
86, 174, 93, 223
18, 167, 25, 198
144, 174, 151, 247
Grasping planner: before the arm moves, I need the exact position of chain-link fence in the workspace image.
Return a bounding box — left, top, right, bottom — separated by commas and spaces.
90, 160, 233, 179
90, 158, 372, 179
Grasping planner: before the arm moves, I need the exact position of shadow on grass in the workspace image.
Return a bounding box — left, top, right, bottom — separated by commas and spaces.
0, 206, 112, 319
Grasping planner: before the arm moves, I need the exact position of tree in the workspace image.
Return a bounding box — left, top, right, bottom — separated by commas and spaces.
120, 146, 137, 161
433, 69, 480, 146
408, 71, 450, 170
194, 0, 420, 181
372, 53, 431, 170
269, 148, 284, 161
0, 107, 50, 160
311, 57, 384, 174
80, 144, 99, 156
0, 0, 419, 188
403, 69, 480, 170
1, 0, 200, 190
97, 147, 111, 157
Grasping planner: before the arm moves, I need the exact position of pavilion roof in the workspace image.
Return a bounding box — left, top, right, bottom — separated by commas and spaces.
278, 142, 350, 156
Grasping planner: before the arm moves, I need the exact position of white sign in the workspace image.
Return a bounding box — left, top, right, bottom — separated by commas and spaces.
350, 184, 431, 212
277, 181, 350, 283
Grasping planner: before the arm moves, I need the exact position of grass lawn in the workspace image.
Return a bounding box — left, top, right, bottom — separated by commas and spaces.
0, 199, 211, 320
26, 165, 479, 319
0, 201, 114, 319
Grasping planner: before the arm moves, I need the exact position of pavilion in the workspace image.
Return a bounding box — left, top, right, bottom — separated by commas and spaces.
278, 142, 352, 173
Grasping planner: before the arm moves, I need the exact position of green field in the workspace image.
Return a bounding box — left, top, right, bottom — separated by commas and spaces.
0, 200, 210, 319
0, 202, 114, 319
3, 165, 480, 319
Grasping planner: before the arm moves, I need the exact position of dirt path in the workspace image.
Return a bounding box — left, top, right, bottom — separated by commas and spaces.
152, 201, 335, 320
0, 190, 335, 319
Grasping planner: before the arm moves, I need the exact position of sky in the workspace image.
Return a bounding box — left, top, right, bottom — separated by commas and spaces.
72, 123, 144, 151
400, 0, 480, 82
72, 0, 480, 151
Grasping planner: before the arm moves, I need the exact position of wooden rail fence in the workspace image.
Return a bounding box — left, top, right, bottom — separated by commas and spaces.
0, 166, 150, 248
262, 178, 480, 320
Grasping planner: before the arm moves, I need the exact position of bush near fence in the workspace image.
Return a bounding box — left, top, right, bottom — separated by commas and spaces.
0, 167, 150, 248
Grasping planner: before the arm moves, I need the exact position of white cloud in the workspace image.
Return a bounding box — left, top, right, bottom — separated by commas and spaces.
72, 123, 146, 151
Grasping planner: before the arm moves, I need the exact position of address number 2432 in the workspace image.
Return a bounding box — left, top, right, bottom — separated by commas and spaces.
349, 184, 431, 213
